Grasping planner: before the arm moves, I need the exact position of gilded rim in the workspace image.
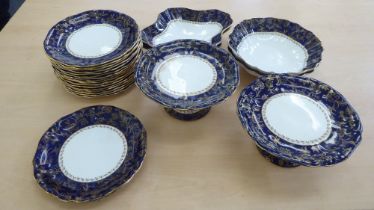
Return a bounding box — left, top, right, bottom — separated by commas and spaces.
33, 106, 147, 201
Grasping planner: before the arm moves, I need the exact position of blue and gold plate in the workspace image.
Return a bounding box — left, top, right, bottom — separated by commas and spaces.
142, 8, 232, 48
33, 105, 147, 202
229, 18, 323, 75
135, 39, 239, 120
237, 74, 362, 167
44, 10, 139, 67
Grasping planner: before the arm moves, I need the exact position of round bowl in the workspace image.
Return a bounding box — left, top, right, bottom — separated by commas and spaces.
229, 18, 323, 75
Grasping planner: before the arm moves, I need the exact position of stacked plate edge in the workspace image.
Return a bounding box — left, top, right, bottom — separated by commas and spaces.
44, 10, 142, 98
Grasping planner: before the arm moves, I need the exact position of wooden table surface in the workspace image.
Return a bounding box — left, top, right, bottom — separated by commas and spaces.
0, 0, 373, 209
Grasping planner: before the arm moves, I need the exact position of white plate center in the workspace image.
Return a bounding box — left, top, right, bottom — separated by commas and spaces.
154, 55, 217, 97
58, 124, 127, 182
66, 24, 122, 58
152, 20, 223, 46
262, 93, 332, 145
237, 32, 308, 73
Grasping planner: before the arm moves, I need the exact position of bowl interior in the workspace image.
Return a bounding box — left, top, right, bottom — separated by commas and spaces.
141, 8, 233, 47
229, 18, 323, 75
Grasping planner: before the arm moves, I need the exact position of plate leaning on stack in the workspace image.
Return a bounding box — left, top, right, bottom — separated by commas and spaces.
44, 10, 142, 98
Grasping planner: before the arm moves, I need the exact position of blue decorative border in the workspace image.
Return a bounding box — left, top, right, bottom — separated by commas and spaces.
33, 105, 147, 202
135, 39, 239, 110
141, 8, 232, 48
44, 10, 139, 67
229, 18, 323, 75
237, 74, 362, 166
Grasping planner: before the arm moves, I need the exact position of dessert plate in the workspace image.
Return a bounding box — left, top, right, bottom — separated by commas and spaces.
135, 40, 239, 120
229, 18, 323, 75
33, 106, 147, 202
49, 38, 142, 70
142, 8, 232, 47
44, 10, 139, 67
237, 74, 362, 167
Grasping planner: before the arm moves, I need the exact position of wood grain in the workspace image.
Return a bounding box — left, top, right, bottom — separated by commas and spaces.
0, 0, 373, 209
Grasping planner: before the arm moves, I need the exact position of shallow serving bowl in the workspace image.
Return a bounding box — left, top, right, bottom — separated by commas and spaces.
135, 39, 239, 120
33, 105, 147, 202
237, 74, 362, 167
44, 10, 139, 67
229, 18, 323, 75
141, 7, 232, 48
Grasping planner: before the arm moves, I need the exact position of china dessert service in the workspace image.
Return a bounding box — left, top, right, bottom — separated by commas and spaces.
141, 8, 233, 48
34, 7, 363, 202
33, 105, 147, 202
135, 39, 239, 120
228, 18, 323, 75
44, 10, 142, 98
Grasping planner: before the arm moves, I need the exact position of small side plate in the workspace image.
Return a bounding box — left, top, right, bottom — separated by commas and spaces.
44, 10, 139, 67
33, 105, 147, 202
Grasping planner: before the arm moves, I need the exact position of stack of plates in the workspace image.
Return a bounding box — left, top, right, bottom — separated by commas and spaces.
44, 10, 142, 98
